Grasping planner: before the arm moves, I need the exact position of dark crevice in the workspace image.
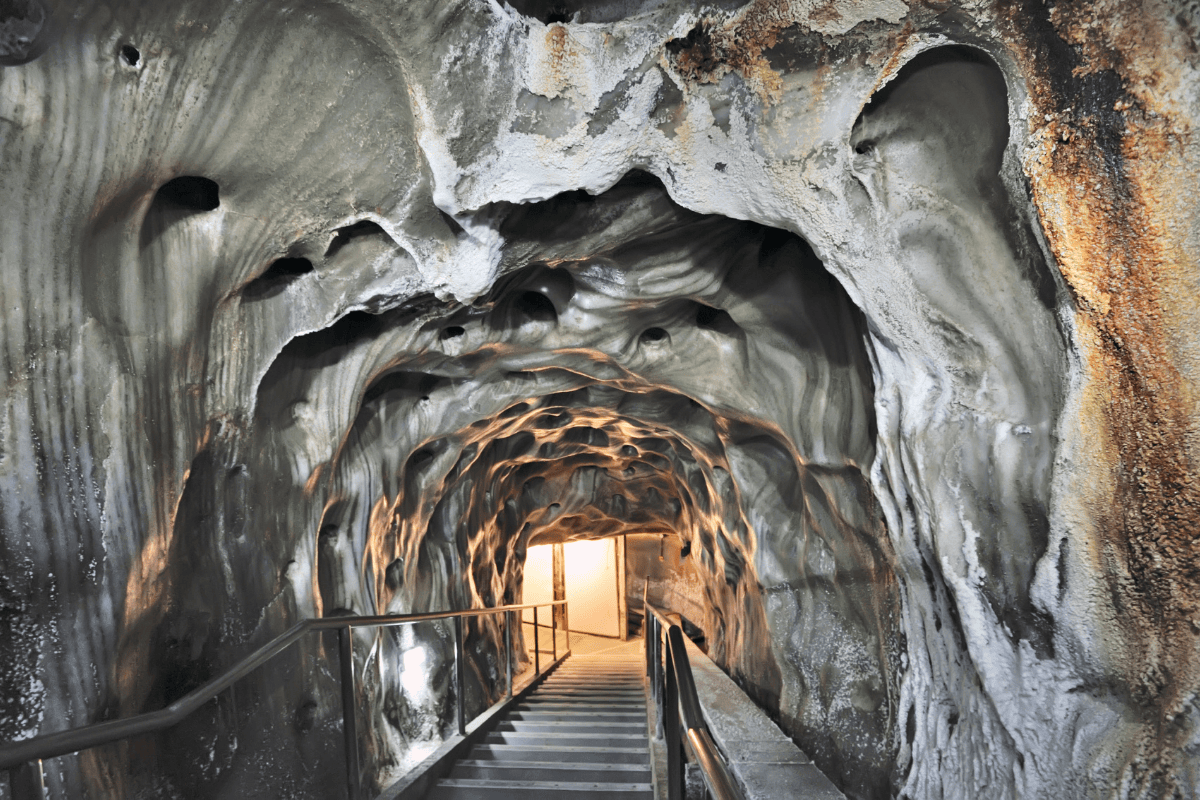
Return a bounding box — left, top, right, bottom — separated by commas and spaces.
695, 303, 740, 336
438, 209, 465, 236
408, 448, 435, 470
0, 0, 51, 67
316, 523, 340, 617
242, 257, 314, 302
640, 326, 668, 344
325, 220, 390, 259
499, 0, 749, 24
139, 176, 221, 249
362, 371, 450, 407
515, 291, 557, 324
153, 176, 220, 213
120, 43, 140, 66
253, 295, 443, 420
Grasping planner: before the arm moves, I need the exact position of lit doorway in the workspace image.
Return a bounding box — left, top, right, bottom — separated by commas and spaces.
523, 537, 629, 641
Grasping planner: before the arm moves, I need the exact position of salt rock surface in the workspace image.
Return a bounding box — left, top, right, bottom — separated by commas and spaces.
0, 1, 1198, 798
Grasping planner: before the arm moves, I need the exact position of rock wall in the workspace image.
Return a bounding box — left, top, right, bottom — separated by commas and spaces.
0, 1, 1197, 798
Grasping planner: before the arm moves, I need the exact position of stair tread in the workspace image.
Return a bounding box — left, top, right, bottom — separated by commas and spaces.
531, 690, 644, 695
432, 656, 654, 794
488, 730, 647, 737
499, 724, 648, 729
529, 700, 645, 706
456, 759, 649, 772
472, 744, 650, 754
513, 708, 645, 715
435, 778, 653, 790
498, 724, 645, 734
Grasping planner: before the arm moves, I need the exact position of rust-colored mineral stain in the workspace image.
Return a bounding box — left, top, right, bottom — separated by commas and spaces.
664, 0, 792, 102
1007, 0, 1200, 724
809, 0, 843, 26
545, 24, 575, 81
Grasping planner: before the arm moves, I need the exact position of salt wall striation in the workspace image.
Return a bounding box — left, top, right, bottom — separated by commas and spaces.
0, 0, 1198, 798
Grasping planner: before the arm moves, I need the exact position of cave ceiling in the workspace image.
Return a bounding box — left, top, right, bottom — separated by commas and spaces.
1, 0, 1199, 798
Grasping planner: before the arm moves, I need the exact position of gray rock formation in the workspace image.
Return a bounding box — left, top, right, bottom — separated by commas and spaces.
1, 0, 1197, 798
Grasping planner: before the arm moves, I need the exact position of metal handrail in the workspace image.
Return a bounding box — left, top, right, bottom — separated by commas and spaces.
644, 600, 743, 800
1, 600, 568, 799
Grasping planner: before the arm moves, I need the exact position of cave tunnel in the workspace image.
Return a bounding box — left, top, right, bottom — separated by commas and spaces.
2, 1, 1199, 799
249, 170, 898, 797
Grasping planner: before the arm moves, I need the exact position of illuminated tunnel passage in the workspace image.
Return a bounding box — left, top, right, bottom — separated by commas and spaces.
251, 172, 900, 799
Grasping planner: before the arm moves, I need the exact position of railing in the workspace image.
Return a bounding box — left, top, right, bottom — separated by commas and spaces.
0, 600, 568, 800
644, 600, 743, 800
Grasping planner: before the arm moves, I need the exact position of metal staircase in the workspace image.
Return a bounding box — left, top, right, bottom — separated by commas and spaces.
428, 653, 653, 799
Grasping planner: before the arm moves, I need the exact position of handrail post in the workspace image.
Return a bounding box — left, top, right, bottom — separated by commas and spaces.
9, 759, 44, 800
454, 615, 466, 736
551, 603, 557, 661
665, 641, 683, 800
643, 603, 651, 678
533, 606, 540, 674
338, 626, 360, 800
653, 615, 664, 741
505, 610, 513, 699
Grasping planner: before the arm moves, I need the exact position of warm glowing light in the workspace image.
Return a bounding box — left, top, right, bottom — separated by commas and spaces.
401, 639, 428, 698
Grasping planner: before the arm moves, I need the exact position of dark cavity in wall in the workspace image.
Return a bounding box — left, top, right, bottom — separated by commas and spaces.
0, 0, 51, 66
325, 219, 392, 259
503, 0, 749, 24
253, 295, 442, 421
140, 176, 220, 249
242, 257, 314, 302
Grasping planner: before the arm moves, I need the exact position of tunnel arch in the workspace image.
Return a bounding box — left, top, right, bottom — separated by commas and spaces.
252, 169, 906, 797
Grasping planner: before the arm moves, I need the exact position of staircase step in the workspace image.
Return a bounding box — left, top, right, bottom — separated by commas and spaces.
451, 759, 652, 782
544, 681, 648, 686
523, 697, 645, 704
497, 720, 646, 734
426, 654, 654, 799
537, 684, 644, 691
519, 701, 646, 712
510, 709, 646, 722
485, 731, 649, 748
540, 682, 643, 690
429, 778, 653, 799
531, 691, 646, 700
469, 744, 650, 764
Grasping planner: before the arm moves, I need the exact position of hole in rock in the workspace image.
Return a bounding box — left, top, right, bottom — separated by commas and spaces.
640, 326, 668, 344
515, 290, 557, 323
120, 43, 140, 66
362, 371, 448, 407
139, 178, 220, 248
242, 257, 313, 301
152, 176, 220, 212
325, 219, 390, 259
440, 325, 465, 340
437, 209, 465, 236
316, 522, 345, 616
694, 303, 739, 336
501, 0, 746, 24
501, 402, 530, 418
0, 0, 49, 66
